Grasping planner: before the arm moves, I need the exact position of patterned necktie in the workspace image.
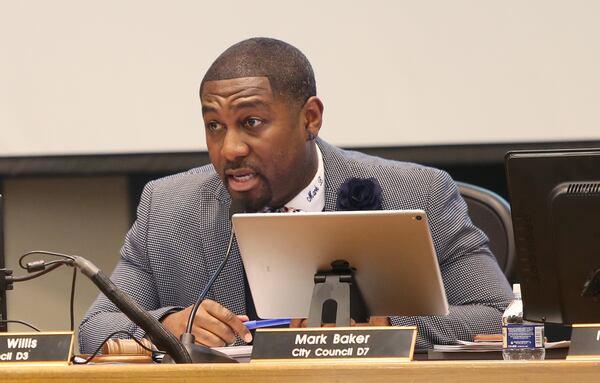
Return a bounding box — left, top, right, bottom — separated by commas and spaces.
260, 206, 303, 213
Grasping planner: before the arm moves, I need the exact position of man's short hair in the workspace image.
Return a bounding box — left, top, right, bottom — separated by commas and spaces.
200, 37, 316, 107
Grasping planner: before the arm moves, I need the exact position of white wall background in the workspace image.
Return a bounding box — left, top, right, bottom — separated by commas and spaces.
1, 0, 600, 156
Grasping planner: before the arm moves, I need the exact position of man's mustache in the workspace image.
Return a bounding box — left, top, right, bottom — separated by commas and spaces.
223, 161, 260, 173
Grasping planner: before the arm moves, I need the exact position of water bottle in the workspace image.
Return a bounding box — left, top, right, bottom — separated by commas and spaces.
502, 283, 545, 360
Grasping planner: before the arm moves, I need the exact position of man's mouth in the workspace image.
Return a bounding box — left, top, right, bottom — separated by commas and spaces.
226, 169, 260, 192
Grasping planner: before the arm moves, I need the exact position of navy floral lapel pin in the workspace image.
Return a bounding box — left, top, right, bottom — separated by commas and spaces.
336, 177, 383, 210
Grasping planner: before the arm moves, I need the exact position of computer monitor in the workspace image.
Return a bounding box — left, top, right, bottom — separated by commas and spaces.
505, 149, 600, 325
0, 194, 6, 332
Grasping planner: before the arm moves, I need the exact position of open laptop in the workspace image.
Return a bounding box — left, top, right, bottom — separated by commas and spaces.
232, 210, 449, 319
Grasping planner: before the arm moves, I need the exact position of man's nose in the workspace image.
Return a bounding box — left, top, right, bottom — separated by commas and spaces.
221, 128, 250, 161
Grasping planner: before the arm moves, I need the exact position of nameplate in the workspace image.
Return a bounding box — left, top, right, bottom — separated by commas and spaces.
0, 331, 74, 365
251, 326, 417, 362
566, 324, 600, 360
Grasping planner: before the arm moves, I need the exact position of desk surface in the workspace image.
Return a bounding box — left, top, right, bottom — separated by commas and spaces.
3, 360, 600, 383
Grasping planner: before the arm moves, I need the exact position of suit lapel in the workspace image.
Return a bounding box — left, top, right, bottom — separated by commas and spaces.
317, 139, 352, 212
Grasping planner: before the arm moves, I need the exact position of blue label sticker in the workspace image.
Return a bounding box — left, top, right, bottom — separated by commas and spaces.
503, 324, 544, 349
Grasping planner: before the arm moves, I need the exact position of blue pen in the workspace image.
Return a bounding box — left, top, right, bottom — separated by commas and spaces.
243, 318, 291, 330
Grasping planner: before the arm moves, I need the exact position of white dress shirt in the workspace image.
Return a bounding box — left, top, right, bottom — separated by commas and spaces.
282, 147, 325, 213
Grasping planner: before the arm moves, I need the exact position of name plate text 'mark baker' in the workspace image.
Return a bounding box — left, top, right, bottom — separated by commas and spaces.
251, 326, 417, 362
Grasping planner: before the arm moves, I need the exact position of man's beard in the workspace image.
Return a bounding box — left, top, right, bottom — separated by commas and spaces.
222, 160, 272, 212
230, 176, 273, 213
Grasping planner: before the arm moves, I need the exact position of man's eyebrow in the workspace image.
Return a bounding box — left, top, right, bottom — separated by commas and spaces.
201, 99, 270, 115
231, 99, 270, 112
202, 105, 217, 114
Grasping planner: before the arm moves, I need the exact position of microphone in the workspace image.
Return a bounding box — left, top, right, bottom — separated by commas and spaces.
164, 200, 246, 363
70, 256, 192, 363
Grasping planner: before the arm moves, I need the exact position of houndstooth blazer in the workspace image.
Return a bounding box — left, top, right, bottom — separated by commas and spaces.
78, 139, 513, 353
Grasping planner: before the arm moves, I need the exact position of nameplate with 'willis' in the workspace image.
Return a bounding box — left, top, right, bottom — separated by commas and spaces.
251, 326, 417, 362
0, 331, 74, 365
567, 323, 600, 360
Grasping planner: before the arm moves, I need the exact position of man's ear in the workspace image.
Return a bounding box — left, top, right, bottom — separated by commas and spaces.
302, 96, 324, 141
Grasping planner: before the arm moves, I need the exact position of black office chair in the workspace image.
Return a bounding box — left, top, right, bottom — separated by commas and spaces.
456, 182, 516, 283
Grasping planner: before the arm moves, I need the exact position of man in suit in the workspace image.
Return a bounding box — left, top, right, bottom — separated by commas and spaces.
79, 37, 513, 353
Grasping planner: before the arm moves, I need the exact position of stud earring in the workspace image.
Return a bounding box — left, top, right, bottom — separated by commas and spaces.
307, 133, 315, 141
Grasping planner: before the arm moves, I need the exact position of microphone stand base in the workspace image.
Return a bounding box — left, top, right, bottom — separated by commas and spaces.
161, 336, 238, 364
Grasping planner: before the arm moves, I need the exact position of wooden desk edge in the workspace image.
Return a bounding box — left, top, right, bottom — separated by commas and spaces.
2, 359, 600, 383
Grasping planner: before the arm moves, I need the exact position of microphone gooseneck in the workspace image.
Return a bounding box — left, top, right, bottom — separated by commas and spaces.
185, 200, 245, 333
171, 200, 245, 364
184, 230, 236, 333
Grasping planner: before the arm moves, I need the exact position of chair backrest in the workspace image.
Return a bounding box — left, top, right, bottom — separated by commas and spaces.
456, 182, 516, 283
